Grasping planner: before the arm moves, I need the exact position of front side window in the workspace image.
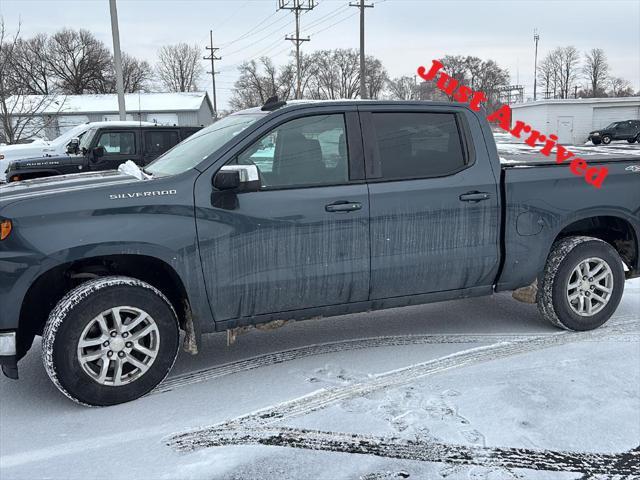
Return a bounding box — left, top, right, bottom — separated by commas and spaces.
372, 112, 466, 180
96, 131, 135, 155
234, 114, 349, 188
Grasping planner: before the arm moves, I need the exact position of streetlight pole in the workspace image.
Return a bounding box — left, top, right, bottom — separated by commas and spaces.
533, 28, 539, 101
109, 0, 126, 120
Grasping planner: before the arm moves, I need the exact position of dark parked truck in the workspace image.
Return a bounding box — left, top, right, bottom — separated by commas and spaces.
588, 120, 640, 145
0, 100, 638, 406
4, 124, 202, 182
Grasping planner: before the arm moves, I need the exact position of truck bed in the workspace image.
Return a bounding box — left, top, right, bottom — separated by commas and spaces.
496, 155, 640, 291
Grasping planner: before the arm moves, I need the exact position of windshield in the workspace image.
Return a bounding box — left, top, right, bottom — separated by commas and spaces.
79, 128, 97, 152
51, 123, 91, 147
145, 113, 265, 177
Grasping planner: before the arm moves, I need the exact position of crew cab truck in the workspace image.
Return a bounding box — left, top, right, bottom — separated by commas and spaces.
4, 124, 201, 182
0, 99, 638, 406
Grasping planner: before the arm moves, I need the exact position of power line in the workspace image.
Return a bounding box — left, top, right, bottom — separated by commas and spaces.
279, 0, 316, 99
218, 9, 282, 48
245, 2, 349, 62
309, 10, 357, 36
223, 15, 292, 57
304, 3, 350, 30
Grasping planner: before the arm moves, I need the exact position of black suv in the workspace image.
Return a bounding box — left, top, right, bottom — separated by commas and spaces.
5, 125, 202, 182
588, 120, 640, 145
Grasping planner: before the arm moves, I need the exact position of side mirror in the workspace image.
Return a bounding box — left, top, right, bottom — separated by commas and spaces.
66, 138, 80, 154
92, 146, 105, 160
213, 165, 260, 192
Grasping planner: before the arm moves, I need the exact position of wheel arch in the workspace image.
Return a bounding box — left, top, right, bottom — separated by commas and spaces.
552, 214, 638, 276
17, 254, 196, 360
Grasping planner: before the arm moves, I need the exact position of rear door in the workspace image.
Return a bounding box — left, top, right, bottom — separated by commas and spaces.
142, 129, 181, 164
194, 108, 370, 321
361, 105, 500, 299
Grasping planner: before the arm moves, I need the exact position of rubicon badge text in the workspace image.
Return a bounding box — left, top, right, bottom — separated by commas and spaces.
109, 190, 177, 200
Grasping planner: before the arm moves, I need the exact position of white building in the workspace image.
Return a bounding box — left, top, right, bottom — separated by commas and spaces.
510, 97, 640, 145
5, 92, 214, 141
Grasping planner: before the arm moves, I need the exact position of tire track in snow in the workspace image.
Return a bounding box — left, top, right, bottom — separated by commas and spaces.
153, 316, 638, 395
167, 320, 639, 470
172, 427, 640, 476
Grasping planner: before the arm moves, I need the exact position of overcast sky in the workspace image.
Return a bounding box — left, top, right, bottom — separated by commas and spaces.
2, 0, 639, 110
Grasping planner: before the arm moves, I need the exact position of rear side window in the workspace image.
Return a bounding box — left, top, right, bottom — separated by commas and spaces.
144, 130, 180, 156
372, 112, 466, 180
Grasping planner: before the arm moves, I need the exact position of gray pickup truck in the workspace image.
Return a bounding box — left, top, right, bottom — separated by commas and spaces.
0, 99, 638, 406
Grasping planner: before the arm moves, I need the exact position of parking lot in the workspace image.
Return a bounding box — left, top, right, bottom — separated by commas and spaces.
1, 279, 638, 480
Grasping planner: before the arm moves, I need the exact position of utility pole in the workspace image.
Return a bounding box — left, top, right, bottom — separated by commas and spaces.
350, 0, 373, 99
533, 29, 539, 101
203, 29, 221, 117
279, 0, 315, 100
109, 0, 126, 120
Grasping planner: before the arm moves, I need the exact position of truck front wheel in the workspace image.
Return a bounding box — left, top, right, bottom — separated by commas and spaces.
537, 236, 625, 331
42, 276, 179, 406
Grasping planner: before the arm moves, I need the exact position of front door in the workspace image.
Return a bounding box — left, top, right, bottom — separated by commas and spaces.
91, 130, 141, 170
194, 111, 370, 321
362, 107, 500, 299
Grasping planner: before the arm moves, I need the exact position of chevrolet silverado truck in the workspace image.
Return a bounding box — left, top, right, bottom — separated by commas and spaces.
0, 99, 638, 406
4, 124, 201, 182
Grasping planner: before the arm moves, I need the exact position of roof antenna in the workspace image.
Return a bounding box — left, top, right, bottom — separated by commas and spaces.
261, 95, 287, 111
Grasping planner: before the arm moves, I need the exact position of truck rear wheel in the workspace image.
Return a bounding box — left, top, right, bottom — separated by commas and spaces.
537, 236, 625, 331
42, 276, 179, 406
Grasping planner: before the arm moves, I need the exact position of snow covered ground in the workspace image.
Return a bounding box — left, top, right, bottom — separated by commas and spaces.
494, 131, 640, 162
1, 280, 638, 480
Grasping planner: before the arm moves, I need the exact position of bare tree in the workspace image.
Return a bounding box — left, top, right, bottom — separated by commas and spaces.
102, 53, 152, 93
229, 57, 294, 110
47, 29, 113, 94
430, 55, 509, 109
608, 77, 635, 97
307, 49, 361, 100
387, 76, 420, 100
9, 34, 53, 94
538, 47, 580, 99
156, 43, 203, 92
122, 54, 152, 93
557, 46, 580, 99
583, 48, 609, 97
0, 19, 61, 143
364, 56, 387, 99
538, 51, 560, 98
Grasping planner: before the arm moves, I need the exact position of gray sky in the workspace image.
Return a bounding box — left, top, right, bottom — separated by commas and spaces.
2, 0, 639, 110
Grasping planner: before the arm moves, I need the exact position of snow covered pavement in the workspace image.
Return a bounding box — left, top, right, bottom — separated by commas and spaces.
1, 280, 639, 480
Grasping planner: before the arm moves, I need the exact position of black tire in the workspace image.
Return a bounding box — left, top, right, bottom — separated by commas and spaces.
537, 236, 625, 331
42, 276, 179, 406
601, 135, 612, 145
627, 138, 636, 144
591, 138, 601, 145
